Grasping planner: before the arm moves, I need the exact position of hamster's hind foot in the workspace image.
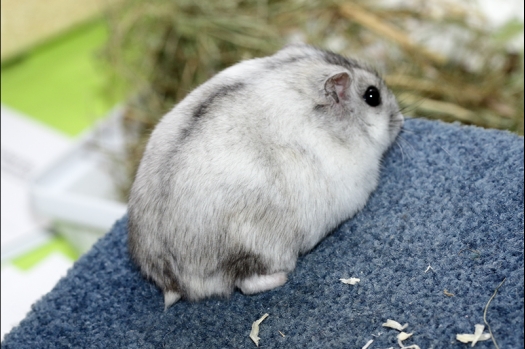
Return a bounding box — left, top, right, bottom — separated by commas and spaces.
236, 272, 288, 295
164, 291, 181, 309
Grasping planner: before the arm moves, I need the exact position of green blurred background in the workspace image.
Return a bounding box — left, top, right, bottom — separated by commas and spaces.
2, 20, 117, 136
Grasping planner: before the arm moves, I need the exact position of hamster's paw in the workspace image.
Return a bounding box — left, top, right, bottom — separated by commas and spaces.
236, 272, 287, 295
164, 291, 181, 309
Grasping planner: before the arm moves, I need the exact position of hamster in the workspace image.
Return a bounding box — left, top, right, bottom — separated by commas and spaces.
127, 44, 404, 308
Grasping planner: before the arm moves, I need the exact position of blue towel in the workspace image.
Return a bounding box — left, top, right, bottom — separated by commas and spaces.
2, 118, 523, 349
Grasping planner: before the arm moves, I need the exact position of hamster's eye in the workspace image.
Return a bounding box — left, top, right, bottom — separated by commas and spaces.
363, 86, 381, 107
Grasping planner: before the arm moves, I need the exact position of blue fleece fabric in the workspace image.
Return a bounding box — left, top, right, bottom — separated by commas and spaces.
2, 118, 523, 349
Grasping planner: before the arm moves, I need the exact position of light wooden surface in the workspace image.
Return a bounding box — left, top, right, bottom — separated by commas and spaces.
1, 0, 122, 61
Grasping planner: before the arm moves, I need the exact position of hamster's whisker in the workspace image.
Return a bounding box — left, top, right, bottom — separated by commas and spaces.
397, 99, 422, 115
398, 127, 415, 135
395, 138, 406, 162
397, 134, 415, 159
437, 143, 454, 158
389, 119, 403, 129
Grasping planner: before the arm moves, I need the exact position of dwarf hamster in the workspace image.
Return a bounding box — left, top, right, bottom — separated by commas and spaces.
128, 44, 404, 308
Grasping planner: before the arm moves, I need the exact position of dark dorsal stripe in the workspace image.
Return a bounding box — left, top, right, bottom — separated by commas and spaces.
193, 82, 246, 119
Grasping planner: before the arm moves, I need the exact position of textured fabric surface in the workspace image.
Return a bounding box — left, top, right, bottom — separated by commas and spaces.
2, 118, 523, 349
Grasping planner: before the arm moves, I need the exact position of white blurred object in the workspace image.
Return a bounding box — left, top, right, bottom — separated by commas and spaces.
478, 0, 524, 51
30, 108, 127, 254
1, 105, 72, 260
1, 253, 73, 340
477, 0, 524, 26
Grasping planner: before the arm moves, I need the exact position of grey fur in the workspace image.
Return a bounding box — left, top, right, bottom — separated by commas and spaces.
128, 44, 404, 305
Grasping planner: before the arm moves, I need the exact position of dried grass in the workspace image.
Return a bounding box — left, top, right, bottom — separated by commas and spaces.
100, 0, 524, 201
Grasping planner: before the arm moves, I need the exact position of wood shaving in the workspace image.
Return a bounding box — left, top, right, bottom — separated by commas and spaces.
278, 331, 285, 337
249, 313, 269, 347
398, 332, 413, 341
340, 277, 360, 285
383, 319, 420, 349
397, 332, 421, 349
424, 265, 434, 273
456, 324, 492, 345
443, 289, 455, 297
472, 324, 485, 346
362, 339, 374, 349
382, 319, 408, 331
456, 333, 492, 344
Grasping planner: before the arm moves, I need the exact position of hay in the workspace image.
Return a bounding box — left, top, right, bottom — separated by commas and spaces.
100, 0, 524, 201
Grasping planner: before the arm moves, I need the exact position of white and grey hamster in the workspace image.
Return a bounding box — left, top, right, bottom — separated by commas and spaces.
128, 44, 404, 308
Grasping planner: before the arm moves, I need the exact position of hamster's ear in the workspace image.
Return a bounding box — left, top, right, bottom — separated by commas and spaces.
324, 72, 350, 104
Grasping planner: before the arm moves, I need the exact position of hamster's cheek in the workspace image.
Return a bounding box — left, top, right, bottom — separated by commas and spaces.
365, 113, 390, 146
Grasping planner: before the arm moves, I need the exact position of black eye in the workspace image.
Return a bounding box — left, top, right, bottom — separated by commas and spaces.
363, 86, 381, 107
